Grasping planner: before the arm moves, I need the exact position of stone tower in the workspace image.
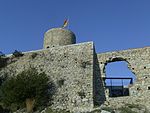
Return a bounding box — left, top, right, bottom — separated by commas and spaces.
43, 28, 76, 49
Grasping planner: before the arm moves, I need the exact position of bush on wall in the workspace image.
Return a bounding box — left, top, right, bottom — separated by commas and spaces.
12, 50, 24, 57
0, 67, 52, 113
0, 52, 8, 69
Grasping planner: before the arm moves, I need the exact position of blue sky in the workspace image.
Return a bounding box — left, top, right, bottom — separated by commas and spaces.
0, 0, 149, 85
106, 61, 136, 86
0, 0, 150, 54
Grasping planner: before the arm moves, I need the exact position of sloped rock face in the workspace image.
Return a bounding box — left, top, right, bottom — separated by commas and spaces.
100, 110, 111, 113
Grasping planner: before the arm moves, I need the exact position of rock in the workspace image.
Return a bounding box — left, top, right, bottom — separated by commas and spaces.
131, 107, 147, 113
101, 110, 111, 113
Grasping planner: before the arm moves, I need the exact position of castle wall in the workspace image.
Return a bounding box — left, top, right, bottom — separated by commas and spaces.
0, 42, 94, 112
97, 47, 150, 109
1, 39, 150, 111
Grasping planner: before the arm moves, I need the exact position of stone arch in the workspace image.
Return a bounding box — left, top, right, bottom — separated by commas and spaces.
107, 57, 127, 63
103, 57, 134, 77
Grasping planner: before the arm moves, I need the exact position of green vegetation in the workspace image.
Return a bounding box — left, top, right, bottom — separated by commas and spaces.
12, 50, 24, 57
98, 104, 149, 113
45, 108, 70, 113
118, 107, 137, 113
0, 51, 5, 57
0, 67, 51, 113
30, 53, 38, 59
0, 52, 8, 69
125, 103, 141, 109
120, 104, 149, 113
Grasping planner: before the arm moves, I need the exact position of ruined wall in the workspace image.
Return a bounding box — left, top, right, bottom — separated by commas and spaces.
97, 47, 150, 109
0, 42, 94, 112
1, 39, 150, 111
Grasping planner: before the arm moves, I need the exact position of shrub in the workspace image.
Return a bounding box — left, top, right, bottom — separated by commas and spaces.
30, 53, 38, 59
0, 51, 5, 57
12, 50, 23, 57
0, 52, 8, 69
118, 107, 137, 113
1, 67, 51, 112
45, 108, 70, 113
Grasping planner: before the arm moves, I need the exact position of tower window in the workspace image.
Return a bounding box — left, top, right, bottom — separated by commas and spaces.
47, 46, 50, 48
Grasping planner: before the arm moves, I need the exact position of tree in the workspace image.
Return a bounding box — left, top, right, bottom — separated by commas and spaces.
0, 51, 5, 57
1, 67, 50, 113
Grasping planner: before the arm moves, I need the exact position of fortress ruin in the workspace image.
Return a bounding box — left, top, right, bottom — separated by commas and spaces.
0, 28, 150, 112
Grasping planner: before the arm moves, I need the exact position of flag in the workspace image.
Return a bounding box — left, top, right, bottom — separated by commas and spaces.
62, 19, 68, 28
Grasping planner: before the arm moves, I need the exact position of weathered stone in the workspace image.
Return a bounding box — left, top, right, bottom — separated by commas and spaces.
101, 110, 111, 113
1, 27, 150, 112
1, 42, 94, 112
43, 28, 76, 49
97, 47, 150, 110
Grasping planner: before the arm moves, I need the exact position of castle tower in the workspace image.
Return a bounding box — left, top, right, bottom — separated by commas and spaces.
43, 28, 76, 49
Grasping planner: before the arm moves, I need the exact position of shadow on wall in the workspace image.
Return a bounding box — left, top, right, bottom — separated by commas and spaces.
106, 86, 129, 97
93, 51, 106, 106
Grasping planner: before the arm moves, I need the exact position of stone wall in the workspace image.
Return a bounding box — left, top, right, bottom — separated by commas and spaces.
1, 40, 150, 111
0, 42, 94, 112
97, 47, 150, 109
43, 28, 76, 49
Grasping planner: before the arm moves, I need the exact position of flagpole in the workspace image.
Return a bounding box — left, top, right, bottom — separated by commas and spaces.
67, 17, 69, 29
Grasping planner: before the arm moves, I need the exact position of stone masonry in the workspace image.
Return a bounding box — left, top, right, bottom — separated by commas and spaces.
97, 47, 150, 109
1, 42, 94, 112
0, 28, 150, 112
